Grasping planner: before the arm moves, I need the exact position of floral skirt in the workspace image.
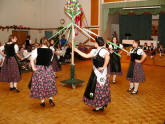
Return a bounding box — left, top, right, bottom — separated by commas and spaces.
127, 62, 145, 82
30, 65, 57, 99
83, 74, 111, 108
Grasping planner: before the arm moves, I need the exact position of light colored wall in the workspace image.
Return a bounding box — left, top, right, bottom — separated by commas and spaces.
0, 0, 91, 45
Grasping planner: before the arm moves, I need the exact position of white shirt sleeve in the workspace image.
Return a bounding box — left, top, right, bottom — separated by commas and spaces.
14, 44, 19, 53
99, 49, 109, 58
31, 48, 38, 59
137, 49, 144, 55
119, 44, 123, 49
50, 46, 55, 52
0, 46, 4, 51
109, 44, 113, 49
89, 49, 96, 57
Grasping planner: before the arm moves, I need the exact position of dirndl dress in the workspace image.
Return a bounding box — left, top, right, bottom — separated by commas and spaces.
127, 48, 145, 82
30, 48, 57, 99
109, 46, 122, 75
83, 48, 111, 108
0, 43, 21, 82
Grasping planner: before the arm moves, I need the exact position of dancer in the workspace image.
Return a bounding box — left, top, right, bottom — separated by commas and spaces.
148, 43, 156, 59
158, 44, 164, 57
74, 37, 110, 112
127, 40, 147, 95
30, 38, 57, 107
0, 35, 23, 92
49, 39, 61, 72
108, 36, 122, 84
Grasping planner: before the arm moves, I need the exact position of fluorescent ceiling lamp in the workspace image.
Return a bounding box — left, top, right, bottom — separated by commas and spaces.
123, 6, 161, 10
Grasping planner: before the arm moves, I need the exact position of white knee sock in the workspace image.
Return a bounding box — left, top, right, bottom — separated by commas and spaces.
49, 97, 53, 100
41, 99, 45, 103
134, 83, 139, 92
129, 82, 134, 89
10, 82, 14, 88
113, 75, 117, 82
14, 82, 17, 89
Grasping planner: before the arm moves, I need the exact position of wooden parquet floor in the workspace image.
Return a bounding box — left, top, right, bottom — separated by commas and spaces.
0, 60, 165, 124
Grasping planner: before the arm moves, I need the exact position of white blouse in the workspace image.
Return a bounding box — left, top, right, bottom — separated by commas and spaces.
90, 47, 109, 58
31, 46, 53, 60
130, 48, 144, 55
50, 46, 55, 52
0, 43, 19, 53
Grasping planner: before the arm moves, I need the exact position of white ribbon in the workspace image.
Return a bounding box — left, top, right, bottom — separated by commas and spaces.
74, 24, 95, 40
93, 66, 107, 86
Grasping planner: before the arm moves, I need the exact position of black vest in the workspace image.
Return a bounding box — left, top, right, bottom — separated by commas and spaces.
92, 48, 105, 68
130, 48, 142, 62
36, 48, 53, 66
4, 43, 16, 57
112, 45, 119, 53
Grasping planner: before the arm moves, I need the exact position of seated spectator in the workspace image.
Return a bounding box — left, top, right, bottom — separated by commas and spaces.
64, 43, 72, 63
78, 43, 88, 53
18, 47, 31, 71
61, 35, 67, 47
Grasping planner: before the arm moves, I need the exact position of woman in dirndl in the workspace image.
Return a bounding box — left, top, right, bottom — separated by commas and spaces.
0, 35, 23, 92
74, 37, 110, 112
127, 40, 147, 95
30, 38, 57, 107
108, 36, 123, 84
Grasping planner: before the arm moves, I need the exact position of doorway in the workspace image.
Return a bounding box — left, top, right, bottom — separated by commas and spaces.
12, 30, 28, 47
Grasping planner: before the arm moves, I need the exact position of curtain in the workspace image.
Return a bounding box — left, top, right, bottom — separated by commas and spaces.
119, 14, 152, 41
158, 14, 165, 47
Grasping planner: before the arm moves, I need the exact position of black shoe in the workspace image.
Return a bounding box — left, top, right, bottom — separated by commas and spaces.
40, 102, 45, 107
104, 104, 108, 108
93, 107, 104, 112
131, 90, 138, 95
10, 88, 15, 91
112, 81, 116, 84
15, 89, 20, 93
127, 87, 134, 92
49, 99, 55, 106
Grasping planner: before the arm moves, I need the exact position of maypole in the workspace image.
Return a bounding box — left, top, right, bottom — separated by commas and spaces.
59, 0, 84, 89
49, 0, 129, 89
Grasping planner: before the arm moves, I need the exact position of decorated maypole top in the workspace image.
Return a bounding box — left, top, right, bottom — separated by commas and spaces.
64, 0, 82, 19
